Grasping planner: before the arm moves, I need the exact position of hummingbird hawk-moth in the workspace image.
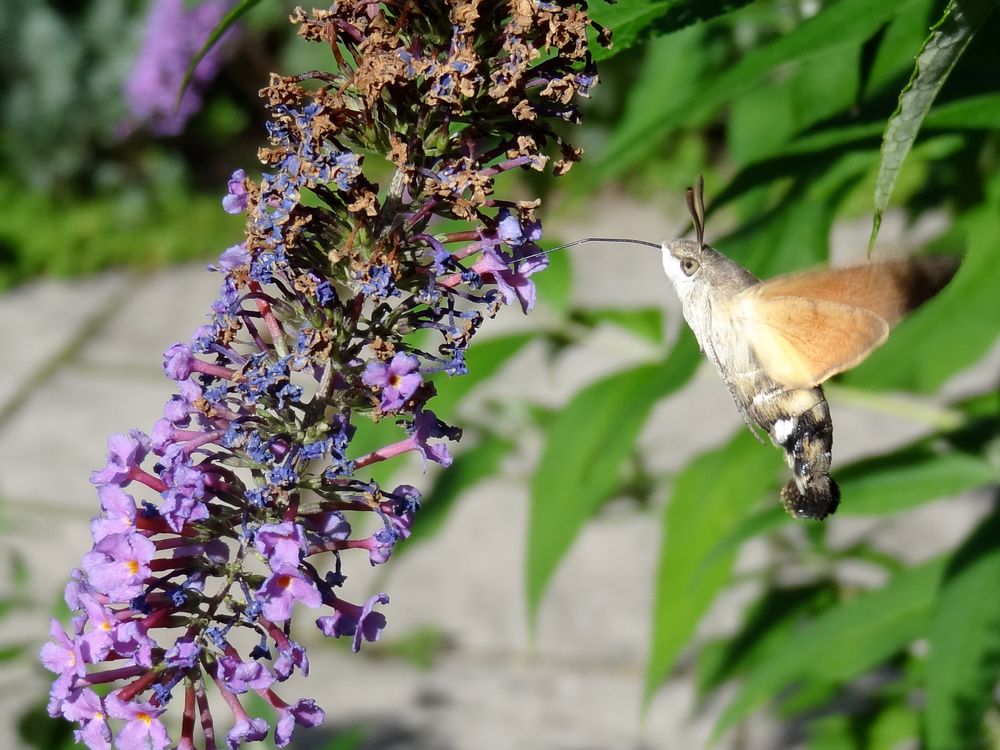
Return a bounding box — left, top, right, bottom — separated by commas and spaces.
659, 178, 959, 519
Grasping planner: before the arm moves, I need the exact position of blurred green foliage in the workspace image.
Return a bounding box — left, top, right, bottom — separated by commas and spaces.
0, 0, 314, 289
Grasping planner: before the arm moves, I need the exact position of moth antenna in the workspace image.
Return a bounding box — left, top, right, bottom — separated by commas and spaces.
512, 236, 660, 265
686, 175, 706, 247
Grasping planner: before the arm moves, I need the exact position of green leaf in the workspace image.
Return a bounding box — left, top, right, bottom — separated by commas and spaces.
526, 332, 701, 624
0, 644, 27, 662
589, 0, 755, 61
399, 434, 512, 555
807, 699, 920, 750
925, 505, 1000, 750
347, 418, 409, 487
714, 557, 947, 737
645, 429, 781, 705
870, 0, 998, 247
845, 186, 1000, 392
868, 701, 921, 750
378, 625, 451, 670
697, 583, 835, 694
863, 0, 940, 96
595, 0, 921, 179
837, 445, 997, 516
316, 726, 367, 750
728, 42, 861, 167
179, 0, 261, 104
533, 245, 572, 314
726, 74, 795, 167
700, 505, 790, 575
923, 92, 1000, 128
712, 93, 1000, 212
582, 24, 706, 189
428, 333, 533, 421
16, 701, 76, 750
718, 170, 862, 278
571, 307, 664, 344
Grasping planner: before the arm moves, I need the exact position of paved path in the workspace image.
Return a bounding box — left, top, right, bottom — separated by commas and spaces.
0, 198, 994, 749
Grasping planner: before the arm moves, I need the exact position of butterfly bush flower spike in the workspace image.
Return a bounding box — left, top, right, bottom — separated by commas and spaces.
45, 3, 607, 748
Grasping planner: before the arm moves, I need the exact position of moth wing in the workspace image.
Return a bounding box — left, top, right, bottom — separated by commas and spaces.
734, 294, 890, 389
743, 257, 959, 325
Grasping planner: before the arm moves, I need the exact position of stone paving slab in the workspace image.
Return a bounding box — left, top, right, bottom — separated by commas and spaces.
76, 266, 222, 371
0, 272, 128, 408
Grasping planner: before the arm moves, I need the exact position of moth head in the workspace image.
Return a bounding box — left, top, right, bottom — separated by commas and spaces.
660, 239, 706, 299
660, 175, 709, 300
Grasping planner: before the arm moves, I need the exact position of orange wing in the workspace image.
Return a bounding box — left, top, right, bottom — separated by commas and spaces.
734, 294, 890, 389
744, 257, 959, 325
733, 256, 959, 389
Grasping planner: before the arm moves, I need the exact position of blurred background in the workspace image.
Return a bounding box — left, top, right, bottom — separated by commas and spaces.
1, 1, 998, 749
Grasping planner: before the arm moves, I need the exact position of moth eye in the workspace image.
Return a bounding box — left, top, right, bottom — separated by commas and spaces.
681, 258, 700, 277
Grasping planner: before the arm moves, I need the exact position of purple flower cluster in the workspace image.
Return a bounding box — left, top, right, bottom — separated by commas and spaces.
46, 2, 604, 748
123, 0, 239, 136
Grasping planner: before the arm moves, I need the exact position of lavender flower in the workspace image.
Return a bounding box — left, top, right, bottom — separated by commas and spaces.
222, 170, 249, 214
362, 352, 423, 412
123, 0, 239, 136
47, 3, 605, 748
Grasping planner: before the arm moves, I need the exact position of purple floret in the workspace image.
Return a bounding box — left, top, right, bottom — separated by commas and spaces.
362, 352, 423, 412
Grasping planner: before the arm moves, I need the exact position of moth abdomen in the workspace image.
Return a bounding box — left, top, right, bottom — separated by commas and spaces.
761, 389, 840, 520
780, 473, 840, 520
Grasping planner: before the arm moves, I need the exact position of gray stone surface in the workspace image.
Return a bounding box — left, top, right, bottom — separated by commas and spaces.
0, 197, 995, 750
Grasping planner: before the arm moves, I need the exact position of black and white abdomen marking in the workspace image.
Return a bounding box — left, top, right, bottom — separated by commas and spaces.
752, 386, 841, 520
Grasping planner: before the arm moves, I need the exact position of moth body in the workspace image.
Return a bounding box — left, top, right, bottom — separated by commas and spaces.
662, 239, 840, 518
656, 179, 958, 519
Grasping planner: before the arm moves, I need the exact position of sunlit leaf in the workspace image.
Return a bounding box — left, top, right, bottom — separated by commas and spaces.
714, 557, 947, 738
526, 332, 701, 623
316, 725, 367, 750
580, 24, 706, 189
699, 505, 789, 576
645, 429, 781, 705
925, 505, 1000, 750
570, 307, 665, 344
697, 583, 835, 694
717, 171, 861, 277
588, 0, 754, 61
377, 625, 450, 670
595, 0, 921, 179
807, 700, 919, 750
870, 0, 998, 247
316, 725, 372, 750
0, 644, 26, 662
16, 701, 76, 750
868, 701, 921, 750
712, 93, 1000, 212
837, 446, 997, 516
863, 0, 939, 96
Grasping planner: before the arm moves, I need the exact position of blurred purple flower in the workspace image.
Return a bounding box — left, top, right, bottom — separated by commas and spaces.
123, 0, 239, 136
223, 169, 250, 213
